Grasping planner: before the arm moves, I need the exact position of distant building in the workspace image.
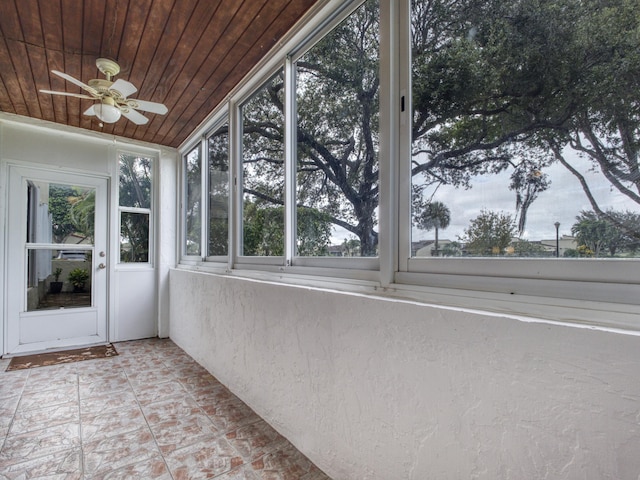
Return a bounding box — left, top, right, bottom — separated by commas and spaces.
539, 235, 577, 257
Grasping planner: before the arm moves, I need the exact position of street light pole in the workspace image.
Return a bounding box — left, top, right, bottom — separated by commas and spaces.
554, 222, 560, 258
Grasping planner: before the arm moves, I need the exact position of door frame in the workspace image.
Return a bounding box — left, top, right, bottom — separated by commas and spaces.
3, 163, 110, 355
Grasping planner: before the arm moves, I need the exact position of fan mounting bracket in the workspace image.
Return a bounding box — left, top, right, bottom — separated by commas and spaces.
96, 58, 120, 79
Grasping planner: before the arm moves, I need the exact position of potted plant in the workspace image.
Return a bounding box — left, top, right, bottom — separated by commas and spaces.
50, 267, 63, 293
68, 268, 90, 293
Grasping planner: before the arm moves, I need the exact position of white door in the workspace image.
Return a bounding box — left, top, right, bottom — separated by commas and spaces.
5, 166, 109, 355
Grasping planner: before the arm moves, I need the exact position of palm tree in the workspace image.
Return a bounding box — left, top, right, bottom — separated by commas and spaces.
417, 201, 451, 256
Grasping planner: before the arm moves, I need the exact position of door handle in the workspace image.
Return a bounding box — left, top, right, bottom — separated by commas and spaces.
98, 263, 106, 269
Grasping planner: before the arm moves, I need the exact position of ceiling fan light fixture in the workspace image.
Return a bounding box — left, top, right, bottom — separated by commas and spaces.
94, 103, 121, 123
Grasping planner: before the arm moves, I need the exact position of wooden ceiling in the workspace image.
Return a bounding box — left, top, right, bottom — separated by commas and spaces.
0, 0, 319, 148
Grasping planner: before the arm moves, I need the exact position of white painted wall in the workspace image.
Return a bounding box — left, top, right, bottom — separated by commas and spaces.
170, 268, 640, 480
0, 115, 178, 353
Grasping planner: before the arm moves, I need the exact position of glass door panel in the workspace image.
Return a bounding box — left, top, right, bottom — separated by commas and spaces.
26, 247, 93, 311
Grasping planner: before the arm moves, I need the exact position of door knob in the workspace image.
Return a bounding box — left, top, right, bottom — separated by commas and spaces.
98, 263, 106, 269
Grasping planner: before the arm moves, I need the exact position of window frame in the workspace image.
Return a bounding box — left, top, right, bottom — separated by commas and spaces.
204, 116, 231, 263
116, 150, 155, 267
176, 0, 640, 329
180, 142, 204, 263
236, 67, 287, 266
396, 0, 640, 306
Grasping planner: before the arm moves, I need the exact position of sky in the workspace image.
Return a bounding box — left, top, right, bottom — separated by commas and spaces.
412, 156, 638, 243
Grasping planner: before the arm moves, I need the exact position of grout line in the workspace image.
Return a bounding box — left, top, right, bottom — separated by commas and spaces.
122, 353, 177, 480
76, 370, 84, 479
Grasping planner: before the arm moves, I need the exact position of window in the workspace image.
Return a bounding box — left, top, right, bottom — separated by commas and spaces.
184, 145, 202, 257
409, 0, 640, 261
207, 123, 230, 257
240, 70, 286, 257
294, 0, 380, 257
177, 0, 640, 319
118, 153, 152, 263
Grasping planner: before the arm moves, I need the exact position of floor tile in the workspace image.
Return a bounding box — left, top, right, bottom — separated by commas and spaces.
126, 367, 176, 386
164, 436, 244, 479
17, 384, 78, 412
132, 379, 189, 405
22, 372, 78, 395
213, 466, 261, 480
80, 389, 138, 418
10, 401, 78, 435
190, 383, 236, 408
0, 422, 80, 466
96, 455, 172, 480
117, 357, 166, 372
0, 396, 20, 431
0, 359, 10, 372
83, 426, 160, 477
149, 413, 220, 454
0, 373, 28, 401
81, 404, 147, 442
141, 394, 202, 425
25, 364, 76, 381
0, 338, 332, 479
225, 420, 288, 462
0, 447, 81, 479
78, 367, 127, 385
249, 443, 331, 480
79, 374, 131, 399
179, 371, 222, 391
201, 396, 263, 434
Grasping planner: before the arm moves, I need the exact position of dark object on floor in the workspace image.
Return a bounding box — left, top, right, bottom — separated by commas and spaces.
6, 344, 118, 371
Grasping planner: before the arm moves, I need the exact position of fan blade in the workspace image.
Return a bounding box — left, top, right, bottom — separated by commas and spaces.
110, 79, 138, 98
51, 70, 99, 96
39, 89, 95, 100
83, 105, 96, 116
120, 108, 149, 125
125, 99, 168, 115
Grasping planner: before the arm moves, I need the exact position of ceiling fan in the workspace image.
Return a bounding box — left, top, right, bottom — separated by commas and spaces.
39, 58, 168, 125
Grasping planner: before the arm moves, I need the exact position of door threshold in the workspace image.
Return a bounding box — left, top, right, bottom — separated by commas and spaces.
2, 341, 111, 359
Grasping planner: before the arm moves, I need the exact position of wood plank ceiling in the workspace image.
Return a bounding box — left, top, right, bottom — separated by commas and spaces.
0, 0, 319, 148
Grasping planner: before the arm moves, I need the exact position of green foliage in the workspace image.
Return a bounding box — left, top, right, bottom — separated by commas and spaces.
118, 155, 152, 262
120, 212, 149, 262
461, 210, 517, 256
230, 0, 640, 258
243, 201, 333, 256
119, 155, 152, 208
53, 267, 62, 282
571, 210, 640, 257
48, 184, 95, 243
441, 241, 462, 257
208, 125, 230, 256
415, 201, 451, 255
68, 268, 89, 289
243, 1, 381, 256
68, 190, 95, 242
48, 185, 76, 243
510, 239, 549, 257
411, 0, 640, 239
185, 149, 202, 256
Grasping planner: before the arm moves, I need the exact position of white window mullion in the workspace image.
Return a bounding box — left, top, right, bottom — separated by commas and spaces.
200, 136, 207, 261
229, 100, 242, 269
378, 0, 400, 286
284, 56, 296, 265
397, 0, 412, 274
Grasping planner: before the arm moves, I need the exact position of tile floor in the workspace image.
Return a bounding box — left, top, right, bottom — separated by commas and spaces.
0, 338, 331, 479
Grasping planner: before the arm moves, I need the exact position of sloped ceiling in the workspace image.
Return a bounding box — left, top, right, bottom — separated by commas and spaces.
0, 0, 318, 148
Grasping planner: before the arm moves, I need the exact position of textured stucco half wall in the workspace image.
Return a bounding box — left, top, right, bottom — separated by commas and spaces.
169, 268, 640, 480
